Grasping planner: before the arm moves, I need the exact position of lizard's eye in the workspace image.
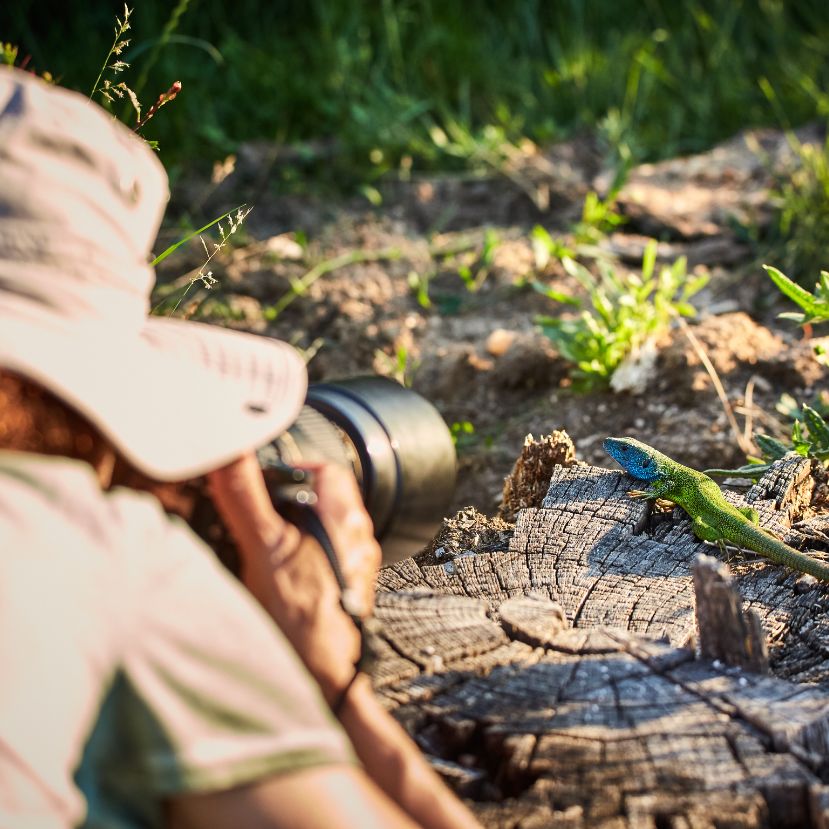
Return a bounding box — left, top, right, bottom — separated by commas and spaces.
641, 458, 651, 468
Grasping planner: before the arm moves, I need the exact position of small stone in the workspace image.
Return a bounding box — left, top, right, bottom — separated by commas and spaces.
264, 233, 304, 260
485, 328, 517, 357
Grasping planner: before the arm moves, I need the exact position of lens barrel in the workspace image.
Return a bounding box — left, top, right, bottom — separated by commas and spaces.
262, 377, 456, 565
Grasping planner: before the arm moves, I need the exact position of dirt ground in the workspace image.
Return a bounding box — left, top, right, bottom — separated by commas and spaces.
158, 126, 827, 519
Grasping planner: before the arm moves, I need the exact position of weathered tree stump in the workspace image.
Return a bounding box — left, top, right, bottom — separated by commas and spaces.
379, 455, 829, 686
693, 554, 769, 675
372, 592, 829, 828
373, 453, 829, 827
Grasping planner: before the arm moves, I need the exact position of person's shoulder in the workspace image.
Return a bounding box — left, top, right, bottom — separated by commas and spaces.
0, 449, 103, 507
0, 448, 213, 597
0, 449, 173, 546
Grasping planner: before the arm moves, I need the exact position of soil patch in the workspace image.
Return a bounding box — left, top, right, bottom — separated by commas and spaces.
159, 127, 827, 520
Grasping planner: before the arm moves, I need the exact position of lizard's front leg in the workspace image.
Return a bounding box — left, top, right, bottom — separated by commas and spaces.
628, 477, 677, 502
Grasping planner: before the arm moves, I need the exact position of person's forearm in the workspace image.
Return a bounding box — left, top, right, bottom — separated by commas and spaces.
338, 676, 483, 829
207, 457, 475, 827
169, 764, 422, 829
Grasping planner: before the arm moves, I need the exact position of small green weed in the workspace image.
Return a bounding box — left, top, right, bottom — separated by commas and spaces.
762, 404, 829, 464
535, 241, 707, 390
572, 191, 626, 245
708, 401, 829, 479
530, 189, 625, 269
530, 226, 575, 271
708, 264, 829, 477
407, 231, 500, 311
457, 228, 499, 292
762, 260, 829, 454
408, 270, 432, 309
450, 420, 477, 452
374, 345, 418, 388
764, 264, 829, 325
764, 263, 829, 366
262, 247, 401, 322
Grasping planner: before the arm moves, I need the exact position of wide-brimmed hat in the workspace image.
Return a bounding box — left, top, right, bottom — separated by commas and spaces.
0, 68, 307, 480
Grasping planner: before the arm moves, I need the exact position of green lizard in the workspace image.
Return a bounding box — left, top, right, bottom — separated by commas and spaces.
603, 436, 829, 582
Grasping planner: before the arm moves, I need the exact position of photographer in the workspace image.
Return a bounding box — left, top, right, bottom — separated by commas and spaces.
0, 69, 480, 829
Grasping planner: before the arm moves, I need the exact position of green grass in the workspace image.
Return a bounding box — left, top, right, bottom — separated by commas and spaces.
767, 138, 829, 284
7, 0, 829, 181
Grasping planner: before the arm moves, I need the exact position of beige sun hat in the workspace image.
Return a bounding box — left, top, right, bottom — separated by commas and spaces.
0, 68, 307, 480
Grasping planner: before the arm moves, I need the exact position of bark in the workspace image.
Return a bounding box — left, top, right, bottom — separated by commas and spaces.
693, 554, 769, 675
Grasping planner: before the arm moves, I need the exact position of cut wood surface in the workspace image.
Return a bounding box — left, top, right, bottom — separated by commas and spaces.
378, 454, 829, 687
373, 454, 829, 827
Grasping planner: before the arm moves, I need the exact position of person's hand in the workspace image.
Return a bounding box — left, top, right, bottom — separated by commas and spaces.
206, 453, 381, 706
296, 461, 380, 616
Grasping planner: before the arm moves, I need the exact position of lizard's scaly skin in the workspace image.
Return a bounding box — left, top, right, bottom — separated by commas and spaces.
604, 436, 829, 582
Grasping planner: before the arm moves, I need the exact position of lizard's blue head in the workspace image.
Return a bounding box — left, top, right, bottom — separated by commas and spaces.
603, 437, 662, 482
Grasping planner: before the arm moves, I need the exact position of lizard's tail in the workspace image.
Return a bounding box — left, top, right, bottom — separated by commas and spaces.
735, 522, 829, 582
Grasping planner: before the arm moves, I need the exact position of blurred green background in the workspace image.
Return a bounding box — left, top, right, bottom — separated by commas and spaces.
5, 0, 829, 180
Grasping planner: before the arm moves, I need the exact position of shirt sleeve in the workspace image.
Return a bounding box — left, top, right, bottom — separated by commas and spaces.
77, 488, 355, 825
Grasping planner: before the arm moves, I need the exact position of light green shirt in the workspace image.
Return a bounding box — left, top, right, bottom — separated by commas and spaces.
0, 452, 354, 829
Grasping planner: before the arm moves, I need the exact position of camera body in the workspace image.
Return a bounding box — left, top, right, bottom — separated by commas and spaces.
259, 377, 457, 565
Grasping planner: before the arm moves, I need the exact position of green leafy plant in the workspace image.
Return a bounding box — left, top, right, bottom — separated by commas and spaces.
374, 345, 418, 388
756, 411, 829, 466
262, 247, 401, 322
708, 266, 829, 477
408, 270, 432, 309
535, 242, 707, 390
529, 190, 624, 272
530, 225, 575, 270
765, 264, 829, 366
450, 420, 477, 452
764, 264, 829, 325
457, 228, 499, 292
708, 402, 829, 479
573, 190, 626, 245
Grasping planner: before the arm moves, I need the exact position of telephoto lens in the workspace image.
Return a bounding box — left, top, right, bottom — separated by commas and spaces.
259, 376, 457, 565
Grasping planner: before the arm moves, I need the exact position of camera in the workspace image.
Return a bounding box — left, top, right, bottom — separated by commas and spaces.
258, 376, 457, 565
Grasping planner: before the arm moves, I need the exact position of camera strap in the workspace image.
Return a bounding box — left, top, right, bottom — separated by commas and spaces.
266, 464, 381, 678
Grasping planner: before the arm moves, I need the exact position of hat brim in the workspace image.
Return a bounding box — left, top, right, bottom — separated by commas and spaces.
0, 310, 307, 481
